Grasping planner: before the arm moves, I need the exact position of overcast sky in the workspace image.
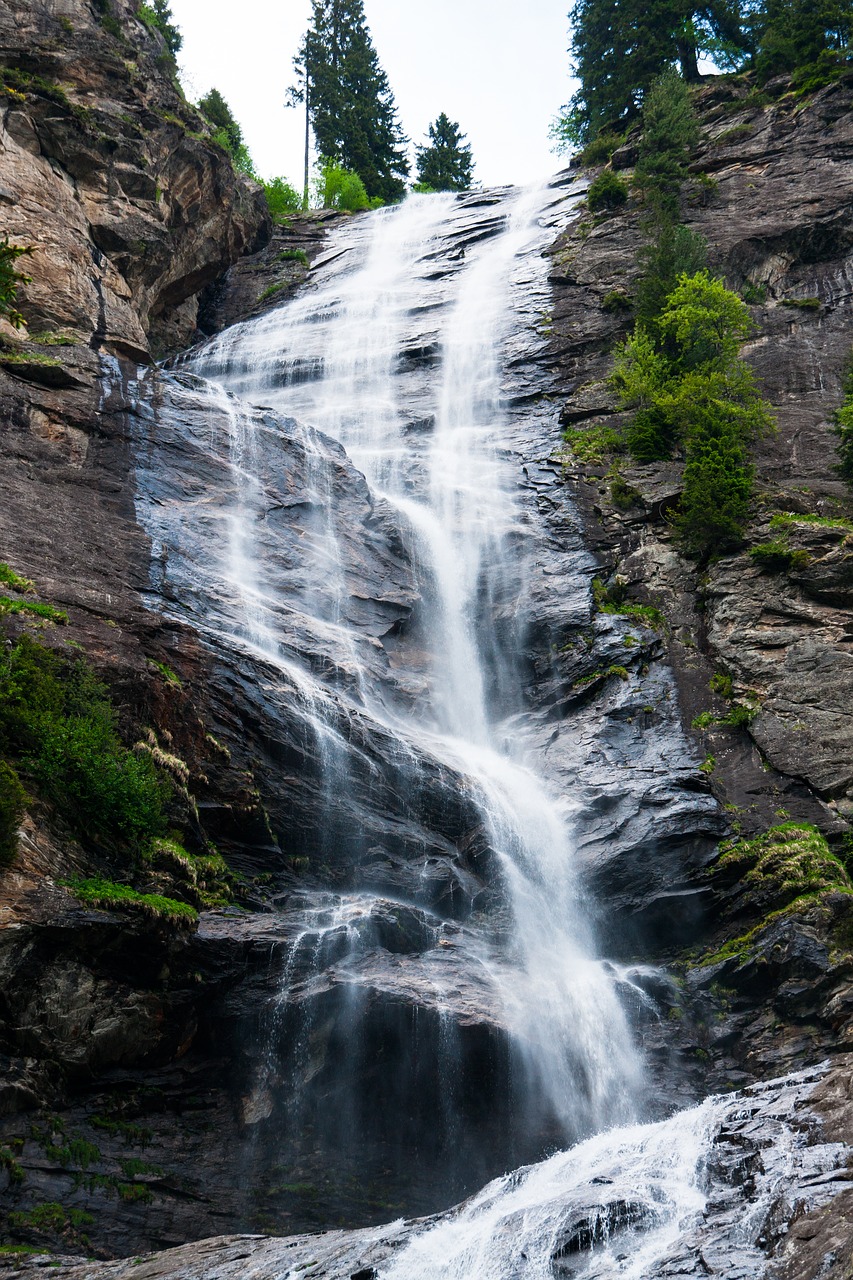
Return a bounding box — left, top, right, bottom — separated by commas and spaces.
168, 0, 577, 188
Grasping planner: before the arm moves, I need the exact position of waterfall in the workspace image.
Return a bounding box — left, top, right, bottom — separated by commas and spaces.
186, 183, 642, 1144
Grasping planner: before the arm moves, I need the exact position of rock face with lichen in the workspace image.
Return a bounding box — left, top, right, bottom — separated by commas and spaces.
0, 0, 269, 358
548, 71, 853, 1190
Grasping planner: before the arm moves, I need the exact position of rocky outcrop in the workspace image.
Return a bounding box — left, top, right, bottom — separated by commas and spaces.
0, 0, 269, 358
544, 70, 853, 1133
6, 1061, 852, 1280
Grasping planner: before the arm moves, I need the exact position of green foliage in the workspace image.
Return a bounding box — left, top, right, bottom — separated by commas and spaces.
613, 272, 773, 555
741, 280, 767, 305
0, 239, 33, 329
258, 281, 287, 303
610, 474, 642, 507
699, 754, 716, 774
716, 822, 851, 910
291, 1, 410, 204
562, 423, 626, 462
634, 223, 708, 334
0, 761, 26, 866
136, 0, 182, 56
692, 699, 758, 729
578, 130, 623, 165
769, 510, 853, 530
633, 68, 699, 221
0, 1145, 24, 1183
67, 877, 198, 925
601, 289, 632, 313
415, 113, 474, 191
0, 563, 34, 593
8, 1202, 67, 1234
750, 539, 811, 571
781, 295, 821, 310
587, 169, 629, 212
754, 0, 851, 82
709, 671, 734, 699
263, 177, 302, 221
835, 353, 853, 480
0, 636, 167, 852
314, 157, 375, 210
560, 0, 750, 148
0, 596, 67, 623
198, 89, 256, 175
276, 248, 309, 265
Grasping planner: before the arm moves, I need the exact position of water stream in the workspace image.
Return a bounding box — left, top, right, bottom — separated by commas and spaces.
185, 183, 645, 1150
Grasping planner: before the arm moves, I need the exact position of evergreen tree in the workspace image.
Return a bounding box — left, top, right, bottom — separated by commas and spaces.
290, 1, 409, 204
558, 0, 749, 145
753, 0, 851, 78
198, 88, 243, 153
197, 90, 256, 176
415, 114, 474, 191
150, 0, 182, 56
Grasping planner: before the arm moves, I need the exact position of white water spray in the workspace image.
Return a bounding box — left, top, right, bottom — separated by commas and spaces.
189, 185, 642, 1139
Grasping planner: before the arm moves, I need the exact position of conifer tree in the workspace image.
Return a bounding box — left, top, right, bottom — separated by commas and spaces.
558, 0, 749, 144
289, 1, 409, 204
415, 114, 474, 191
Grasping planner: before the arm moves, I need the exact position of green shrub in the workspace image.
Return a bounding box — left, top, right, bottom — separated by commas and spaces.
0, 636, 167, 851
633, 68, 699, 221
750, 539, 811, 571
0, 563, 34, 593
781, 296, 820, 310
578, 131, 623, 165
601, 289, 632, 313
610, 474, 642, 508
263, 177, 301, 221
741, 280, 767, 305
314, 158, 377, 211
0, 761, 26, 865
613, 272, 774, 556
709, 672, 733, 698
587, 169, 629, 212
562, 424, 626, 462
276, 248, 309, 266
0, 238, 32, 329
0, 596, 67, 623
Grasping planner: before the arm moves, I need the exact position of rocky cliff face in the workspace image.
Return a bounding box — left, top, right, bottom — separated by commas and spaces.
0, 0, 269, 358
547, 71, 853, 1120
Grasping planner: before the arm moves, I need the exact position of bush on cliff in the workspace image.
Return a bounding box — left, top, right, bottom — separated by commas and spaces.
0, 636, 167, 852
0, 761, 27, 865
587, 169, 629, 212
0, 239, 33, 330
612, 272, 773, 554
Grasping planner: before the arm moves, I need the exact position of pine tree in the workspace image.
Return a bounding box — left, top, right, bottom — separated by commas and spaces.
290, 1, 409, 205
558, 0, 749, 145
415, 114, 474, 191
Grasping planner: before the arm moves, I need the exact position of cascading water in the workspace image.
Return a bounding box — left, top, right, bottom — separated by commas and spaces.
187, 181, 642, 1154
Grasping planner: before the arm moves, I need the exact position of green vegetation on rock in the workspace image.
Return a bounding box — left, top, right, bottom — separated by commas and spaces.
587, 169, 629, 212
0, 635, 167, 853
66, 877, 198, 924
0, 238, 33, 329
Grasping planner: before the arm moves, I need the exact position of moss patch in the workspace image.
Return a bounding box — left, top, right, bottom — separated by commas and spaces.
66, 877, 198, 926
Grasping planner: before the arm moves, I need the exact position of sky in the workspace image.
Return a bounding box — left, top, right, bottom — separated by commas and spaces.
167, 0, 578, 188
